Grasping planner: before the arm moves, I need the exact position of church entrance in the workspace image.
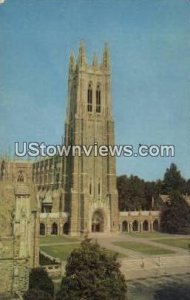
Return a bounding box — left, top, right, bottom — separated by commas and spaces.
91, 210, 104, 232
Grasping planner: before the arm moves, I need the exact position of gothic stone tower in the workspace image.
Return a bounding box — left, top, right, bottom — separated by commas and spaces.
65, 42, 119, 236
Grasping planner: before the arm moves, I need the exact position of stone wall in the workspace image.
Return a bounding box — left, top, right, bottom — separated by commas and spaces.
0, 179, 39, 298
119, 211, 160, 232
121, 255, 190, 280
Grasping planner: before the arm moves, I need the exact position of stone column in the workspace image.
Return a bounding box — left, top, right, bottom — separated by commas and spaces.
127, 221, 130, 233
129, 222, 133, 232
59, 223, 63, 236
138, 221, 140, 232
47, 224, 51, 235
150, 220, 153, 232
148, 221, 151, 232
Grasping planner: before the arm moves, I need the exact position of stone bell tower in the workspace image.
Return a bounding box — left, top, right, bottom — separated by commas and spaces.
64, 42, 119, 236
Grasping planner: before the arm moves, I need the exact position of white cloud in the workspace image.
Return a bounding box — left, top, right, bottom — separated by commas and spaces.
0, 0, 5, 4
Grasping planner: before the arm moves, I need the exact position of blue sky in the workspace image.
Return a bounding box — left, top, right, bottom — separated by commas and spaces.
0, 0, 190, 180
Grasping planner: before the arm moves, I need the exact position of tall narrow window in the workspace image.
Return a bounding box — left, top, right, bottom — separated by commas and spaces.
17, 170, 24, 182
98, 180, 101, 195
89, 178, 92, 195
96, 84, 101, 113
87, 83, 92, 112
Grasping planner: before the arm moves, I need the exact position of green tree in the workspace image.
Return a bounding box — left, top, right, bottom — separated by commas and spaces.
160, 191, 190, 234
117, 175, 147, 211
185, 179, 190, 195
162, 163, 186, 194
24, 289, 53, 300
28, 268, 54, 297
56, 238, 127, 300
144, 181, 161, 209
117, 175, 129, 211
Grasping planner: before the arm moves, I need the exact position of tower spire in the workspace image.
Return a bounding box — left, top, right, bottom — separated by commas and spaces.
92, 53, 98, 70
78, 41, 87, 68
69, 52, 75, 73
103, 42, 110, 71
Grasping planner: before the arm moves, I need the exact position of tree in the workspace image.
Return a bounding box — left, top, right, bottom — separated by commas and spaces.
117, 175, 147, 211
117, 175, 161, 211
144, 181, 161, 209
160, 191, 190, 234
24, 289, 53, 300
162, 163, 186, 194
185, 179, 190, 195
28, 268, 54, 297
117, 175, 129, 211
56, 238, 127, 300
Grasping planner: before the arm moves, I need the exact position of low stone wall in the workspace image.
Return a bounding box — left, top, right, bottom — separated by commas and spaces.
121, 255, 190, 280
40, 250, 65, 278
41, 249, 190, 281
42, 262, 66, 278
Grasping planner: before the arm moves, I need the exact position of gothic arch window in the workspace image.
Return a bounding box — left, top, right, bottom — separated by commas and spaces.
87, 83, 93, 112
122, 221, 128, 232
51, 223, 58, 235
17, 170, 24, 182
63, 222, 69, 235
132, 220, 138, 232
143, 220, 149, 231
153, 219, 159, 231
40, 223, 46, 236
96, 84, 101, 113
92, 210, 104, 232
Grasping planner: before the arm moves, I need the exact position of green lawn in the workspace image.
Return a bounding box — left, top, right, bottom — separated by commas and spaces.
152, 238, 190, 250
41, 243, 126, 261
40, 235, 79, 245
41, 243, 80, 260
125, 232, 174, 239
113, 241, 175, 255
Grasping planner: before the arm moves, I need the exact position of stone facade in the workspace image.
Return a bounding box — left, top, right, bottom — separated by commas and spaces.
0, 45, 161, 257
64, 42, 119, 235
0, 161, 39, 299
31, 44, 160, 237
120, 211, 160, 232
33, 43, 119, 236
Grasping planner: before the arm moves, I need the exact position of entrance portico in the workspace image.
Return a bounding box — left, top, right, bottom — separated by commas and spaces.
91, 209, 105, 232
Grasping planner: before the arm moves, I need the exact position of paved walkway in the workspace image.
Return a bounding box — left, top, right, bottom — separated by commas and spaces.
88, 232, 190, 258
41, 233, 190, 258
41, 233, 190, 280
40, 241, 81, 246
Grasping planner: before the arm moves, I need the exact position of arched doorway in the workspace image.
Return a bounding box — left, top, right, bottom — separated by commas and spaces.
153, 219, 159, 231
40, 223, 45, 236
91, 210, 104, 232
143, 220, 149, 231
63, 222, 69, 235
122, 221, 128, 232
132, 220, 138, 232
51, 223, 58, 235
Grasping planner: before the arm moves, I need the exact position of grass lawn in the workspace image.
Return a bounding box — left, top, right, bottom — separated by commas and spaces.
113, 241, 175, 255
41, 243, 80, 260
104, 248, 127, 259
125, 232, 174, 239
40, 235, 80, 245
41, 243, 126, 261
152, 238, 190, 250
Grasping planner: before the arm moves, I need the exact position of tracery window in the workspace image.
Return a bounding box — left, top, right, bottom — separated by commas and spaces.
87, 83, 93, 112
96, 84, 101, 113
